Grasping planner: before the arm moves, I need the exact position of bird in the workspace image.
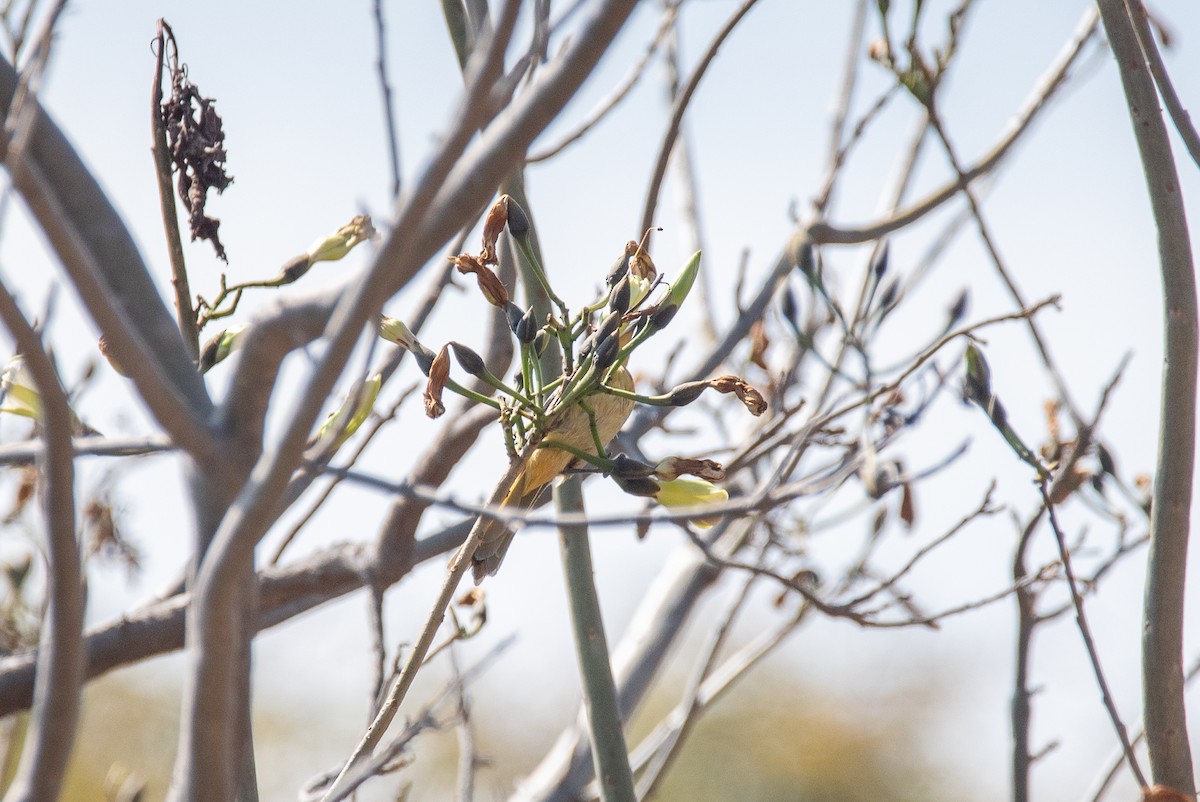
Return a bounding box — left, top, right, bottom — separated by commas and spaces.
471, 366, 635, 582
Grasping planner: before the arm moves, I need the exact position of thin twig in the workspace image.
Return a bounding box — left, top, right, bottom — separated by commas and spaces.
638, 0, 761, 242
526, 2, 677, 164
151, 20, 199, 363
373, 0, 402, 199
317, 456, 527, 802
1039, 480, 1146, 788
809, 7, 1101, 245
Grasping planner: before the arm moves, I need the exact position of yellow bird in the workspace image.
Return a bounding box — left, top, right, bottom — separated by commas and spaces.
471, 366, 635, 582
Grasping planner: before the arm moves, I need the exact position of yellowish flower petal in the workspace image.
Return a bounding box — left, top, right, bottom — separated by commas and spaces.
655, 477, 728, 528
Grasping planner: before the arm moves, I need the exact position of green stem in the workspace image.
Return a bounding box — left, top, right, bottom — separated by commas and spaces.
443, 378, 502, 411
555, 478, 637, 802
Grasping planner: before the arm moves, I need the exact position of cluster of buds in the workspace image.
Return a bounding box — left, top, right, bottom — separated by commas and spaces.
380, 194, 768, 530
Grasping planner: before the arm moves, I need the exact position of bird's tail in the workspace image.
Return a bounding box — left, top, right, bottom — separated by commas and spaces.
470, 472, 546, 583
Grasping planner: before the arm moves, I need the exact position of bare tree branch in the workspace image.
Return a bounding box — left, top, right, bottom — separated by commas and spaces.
1097, 0, 1197, 793
0, 276, 82, 802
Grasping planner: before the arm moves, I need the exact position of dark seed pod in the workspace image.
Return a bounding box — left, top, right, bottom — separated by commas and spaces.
613, 474, 660, 498
594, 331, 620, 371
413, 349, 435, 377
199, 335, 222, 374
609, 276, 631, 314
533, 330, 551, 357
580, 310, 622, 362
779, 284, 800, 334
515, 306, 538, 344
505, 302, 525, 335
877, 278, 899, 312
279, 254, 312, 285
947, 289, 969, 328
505, 197, 531, 238
611, 454, 655, 479
450, 342, 486, 377
1096, 442, 1117, 476
649, 302, 678, 331
872, 242, 889, 280
664, 381, 708, 407
606, 252, 630, 287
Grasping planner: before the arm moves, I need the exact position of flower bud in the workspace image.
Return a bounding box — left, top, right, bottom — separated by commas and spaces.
593, 331, 620, 372
609, 276, 631, 314
779, 284, 800, 334
649, 303, 678, 331
611, 454, 655, 479
505, 302, 525, 336
306, 214, 377, 264
963, 343, 991, 405
98, 336, 129, 377
606, 252, 629, 287
379, 317, 419, 350
199, 324, 247, 373
613, 474, 661, 498
515, 306, 538, 344
0, 356, 41, 421
505, 196, 531, 239
277, 254, 312, 285
946, 289, 968, 328
450, 341, 486, 378
872, 242, 889, 280
663, 251, 700, 313
663, 381, 708, 407
793, 240, 816, 278
313, 372, 382, 449
654, 477, 729, 528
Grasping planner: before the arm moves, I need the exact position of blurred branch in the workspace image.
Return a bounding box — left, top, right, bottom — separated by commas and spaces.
449, 646, 478, 802
633, 557, 760, 799
0, 521, 472, 718
373, 0, 402, 199
638, 0, 761, 242
306, 636, 515, 802
1097, 0, 1198, 793
661, 6, 716, 343
0, 434, 174, 465
0, 275, 82, 802
1126, 2, 1200, 171
813, 0, 869, 217
526, 2, 677, 164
